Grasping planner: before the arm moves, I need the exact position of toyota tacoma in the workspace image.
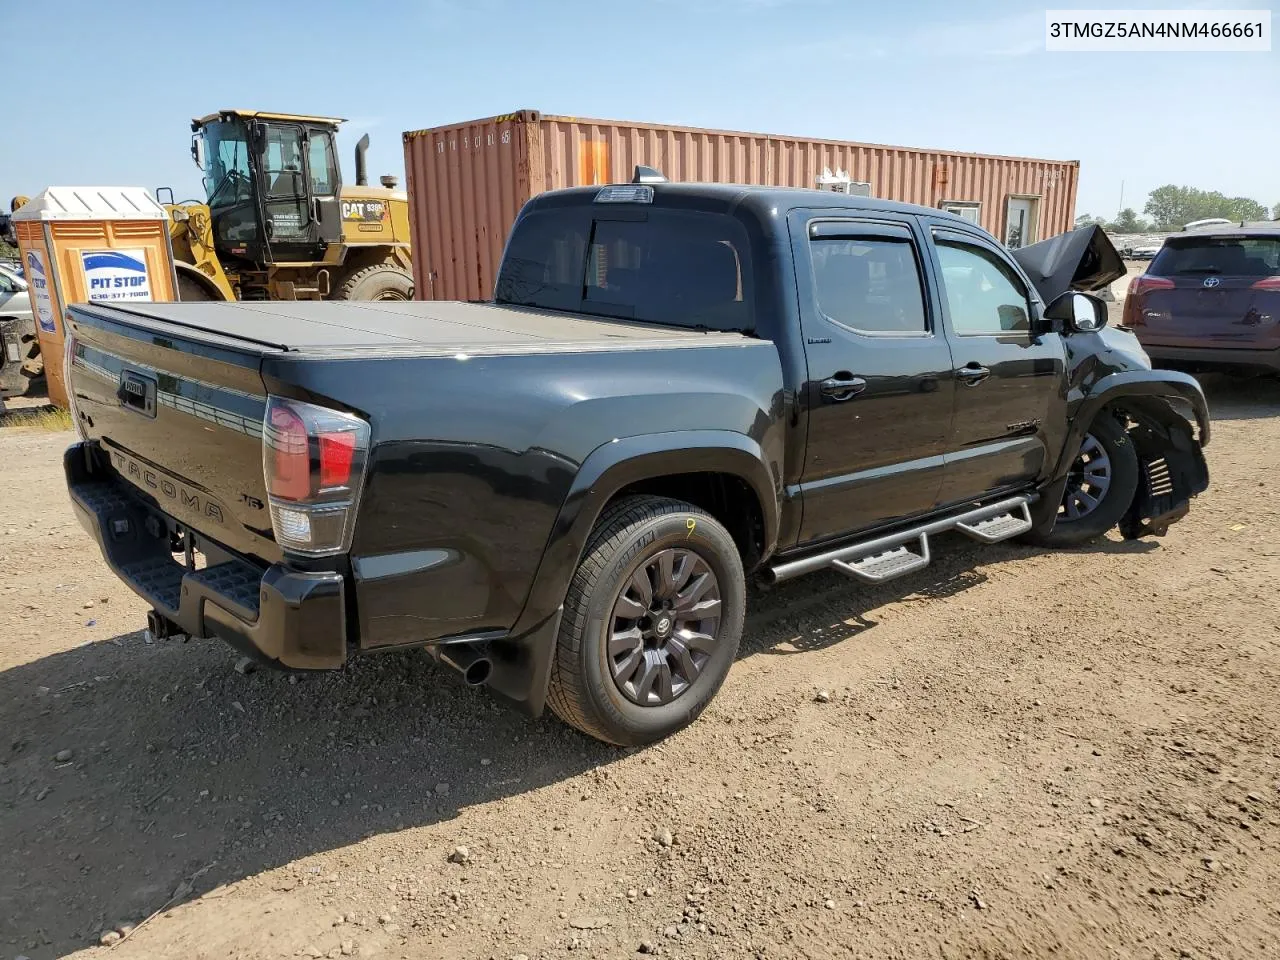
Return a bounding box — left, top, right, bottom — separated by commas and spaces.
63, 179, 1210, 745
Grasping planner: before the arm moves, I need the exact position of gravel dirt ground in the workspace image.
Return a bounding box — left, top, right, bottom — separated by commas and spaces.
3, 375, 1279, 960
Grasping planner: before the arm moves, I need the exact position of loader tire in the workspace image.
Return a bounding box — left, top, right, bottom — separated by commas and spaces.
333, 264, 413, 301
177, 274, 219, 302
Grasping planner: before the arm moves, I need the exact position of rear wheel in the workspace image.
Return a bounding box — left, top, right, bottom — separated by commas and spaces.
547, 496, 745, 746
1027, 414, 1139, 547
333, 264, 413, 301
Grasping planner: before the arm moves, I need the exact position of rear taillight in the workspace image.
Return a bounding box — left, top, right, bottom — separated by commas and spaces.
1251, 276, 1280, 291
1128, 275, 1175, 296
262, 396, 370, 556
266, 403, 310, 500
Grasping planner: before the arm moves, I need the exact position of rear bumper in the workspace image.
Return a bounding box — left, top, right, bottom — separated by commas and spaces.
1140, 342, 1280, 372
65, 442, 348, 669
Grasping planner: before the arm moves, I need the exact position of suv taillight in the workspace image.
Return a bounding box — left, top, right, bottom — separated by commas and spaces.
1251, 276, 1280, 291
262, 396, 370, 556
1128, 275, 1175, 296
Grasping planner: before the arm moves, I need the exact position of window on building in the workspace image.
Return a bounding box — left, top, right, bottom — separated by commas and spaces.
942, 202, 982, 225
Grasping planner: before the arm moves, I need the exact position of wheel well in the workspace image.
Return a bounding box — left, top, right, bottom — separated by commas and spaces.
609, 472, 765, 570
336, 246, 405, 278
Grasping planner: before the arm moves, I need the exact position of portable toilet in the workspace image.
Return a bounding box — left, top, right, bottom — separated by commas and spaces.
11, 187, 177, 408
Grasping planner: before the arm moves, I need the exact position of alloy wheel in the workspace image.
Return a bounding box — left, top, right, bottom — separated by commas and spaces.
608, 548, 722, 706
1060, 433, 1113, 521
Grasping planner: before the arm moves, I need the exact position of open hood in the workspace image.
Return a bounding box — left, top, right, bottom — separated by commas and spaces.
1012, 225, 1126, 303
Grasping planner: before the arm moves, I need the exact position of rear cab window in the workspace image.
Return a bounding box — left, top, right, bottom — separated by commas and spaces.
806, 221, 930, 337
495, 205, 754, 332
1151, 235, 1280, 277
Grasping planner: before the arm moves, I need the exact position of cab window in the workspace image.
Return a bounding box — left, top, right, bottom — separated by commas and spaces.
935, 240, 1032, 335
810, 236, 928, 335
308, 132, 338, 196
201, 121, 253, 208
261, 125, 306, 200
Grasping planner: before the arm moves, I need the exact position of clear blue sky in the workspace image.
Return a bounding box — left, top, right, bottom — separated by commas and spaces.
5, 0, 1276, 220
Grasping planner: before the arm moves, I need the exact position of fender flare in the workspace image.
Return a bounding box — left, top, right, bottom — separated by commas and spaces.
508, 430, 780, 638
1069, 370, 1209, 470
174, 262, 231, 301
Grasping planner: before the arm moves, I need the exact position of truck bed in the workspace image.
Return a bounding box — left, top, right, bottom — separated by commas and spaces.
81, 299, 752, 357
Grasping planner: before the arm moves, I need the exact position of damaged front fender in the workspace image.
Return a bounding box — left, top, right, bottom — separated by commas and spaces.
1032, 370, 1210, 540
1117, 395, 1210, 539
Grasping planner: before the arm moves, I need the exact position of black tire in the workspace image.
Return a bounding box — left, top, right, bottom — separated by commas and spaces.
177, 273, 218, 302
1026, 413, 1139, 547
333, 264, 413, 301
547, 496, 745, 746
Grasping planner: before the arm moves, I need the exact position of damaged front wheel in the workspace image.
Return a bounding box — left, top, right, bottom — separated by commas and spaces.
1028, 414, 1139, 547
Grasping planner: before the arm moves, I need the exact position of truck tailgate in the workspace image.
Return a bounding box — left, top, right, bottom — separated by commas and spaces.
66, 303, 281, 563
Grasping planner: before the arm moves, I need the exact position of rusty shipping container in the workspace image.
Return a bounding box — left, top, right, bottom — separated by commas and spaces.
403, 110, 1079, 301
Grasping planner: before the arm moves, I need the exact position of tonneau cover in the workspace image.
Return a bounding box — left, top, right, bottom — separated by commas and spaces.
77, 299, 752, 356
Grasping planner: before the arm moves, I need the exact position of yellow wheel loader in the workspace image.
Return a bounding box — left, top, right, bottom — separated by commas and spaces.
166, 110, 413, 302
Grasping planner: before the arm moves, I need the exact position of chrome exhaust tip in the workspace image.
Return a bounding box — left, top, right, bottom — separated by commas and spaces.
430, 642, 492, 687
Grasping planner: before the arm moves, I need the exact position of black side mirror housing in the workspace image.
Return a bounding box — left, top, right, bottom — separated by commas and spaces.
1044, 291, 1108, 334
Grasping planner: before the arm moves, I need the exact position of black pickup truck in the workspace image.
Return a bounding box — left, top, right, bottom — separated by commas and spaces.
62, 180, 1210, 745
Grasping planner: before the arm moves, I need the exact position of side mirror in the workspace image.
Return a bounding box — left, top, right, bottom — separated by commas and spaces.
1044, 291, 1108, 333
190, 134, 205, 170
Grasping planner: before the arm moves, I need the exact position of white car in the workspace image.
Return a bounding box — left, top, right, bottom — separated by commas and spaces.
0, 264, 40, 402
0, 265, 33, 323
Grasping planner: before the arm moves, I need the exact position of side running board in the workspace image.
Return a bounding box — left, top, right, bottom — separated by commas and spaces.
954, 500, 1033, 543
831, 533, 931, 584
766, 494, 1034, 586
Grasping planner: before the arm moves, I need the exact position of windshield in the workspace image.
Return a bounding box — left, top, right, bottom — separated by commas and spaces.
201, 120, 253, 209
495, 207, 754, 332
1151, 236, 1280, 277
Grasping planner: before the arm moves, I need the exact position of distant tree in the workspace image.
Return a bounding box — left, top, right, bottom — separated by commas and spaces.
1144, 184, 1271, 228
1274, 202, 1280, 220
1145, 185, 1194, 228
1108, 208, 1148, 233
1227, 197, 1268, 222
1074, 213, 1106, 228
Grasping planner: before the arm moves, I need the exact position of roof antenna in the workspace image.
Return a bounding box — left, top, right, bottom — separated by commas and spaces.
632, 165, 667, 184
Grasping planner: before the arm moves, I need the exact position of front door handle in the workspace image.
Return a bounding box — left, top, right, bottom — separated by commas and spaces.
820, 375, 867, 401
956, 363, 991, 385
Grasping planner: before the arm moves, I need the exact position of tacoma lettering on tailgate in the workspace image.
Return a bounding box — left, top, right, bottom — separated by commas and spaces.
110, 450, 226, 525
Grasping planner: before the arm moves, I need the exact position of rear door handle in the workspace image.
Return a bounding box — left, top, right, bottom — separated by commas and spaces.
956, 364, 990, 385
820, 376, 867, 401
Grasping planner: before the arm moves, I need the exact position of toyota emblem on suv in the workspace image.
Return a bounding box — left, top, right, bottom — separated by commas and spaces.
1203, 276, 1221, 288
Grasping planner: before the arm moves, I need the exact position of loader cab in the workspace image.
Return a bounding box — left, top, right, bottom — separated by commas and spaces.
192, 110, 344, 266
